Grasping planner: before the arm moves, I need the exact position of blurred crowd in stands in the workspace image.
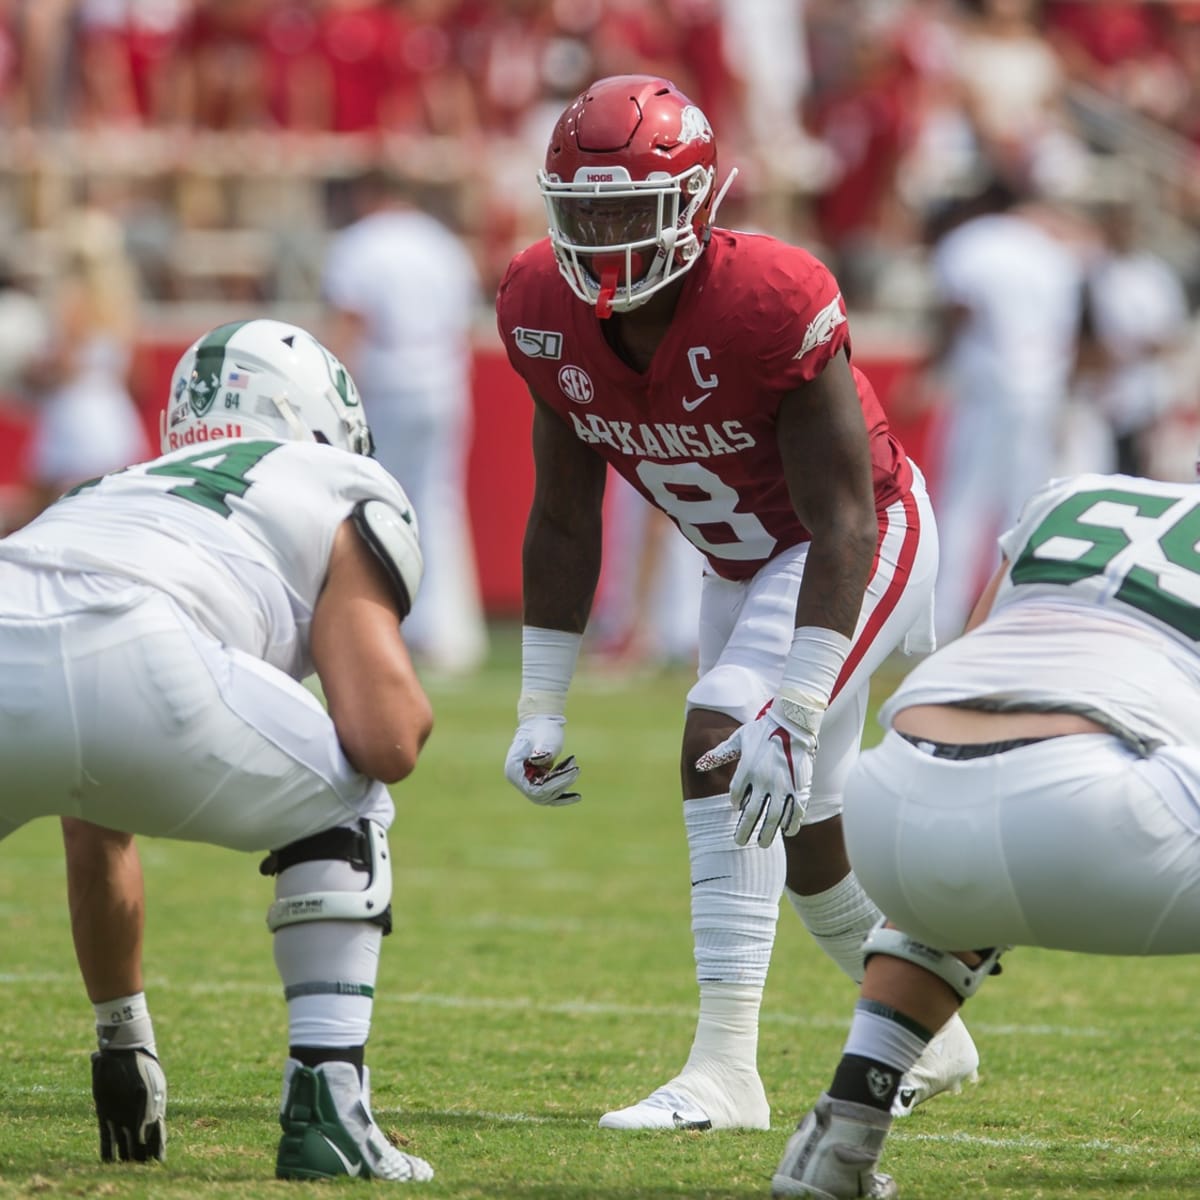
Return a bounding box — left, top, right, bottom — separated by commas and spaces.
0, 0, 1194, 303
1, 0, 1200, 657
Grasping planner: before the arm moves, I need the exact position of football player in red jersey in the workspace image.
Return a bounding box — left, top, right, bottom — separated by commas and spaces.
496, 75, 980, 1133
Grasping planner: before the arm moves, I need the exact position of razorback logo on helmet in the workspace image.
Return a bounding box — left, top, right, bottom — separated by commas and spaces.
558, 365, 594, 404
794, 295, 847, 361
514, 327, 564, 360
678, 106, 713, 144
165, 421, 244, 451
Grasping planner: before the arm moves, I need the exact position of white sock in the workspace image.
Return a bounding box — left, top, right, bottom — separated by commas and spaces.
684, 794, 784, 1072
843, 1000, 930, 1073
786, 873, 881, 983
684, 982, 763, 1074
94, 991, 157, 1057
273, 859, 382, 1048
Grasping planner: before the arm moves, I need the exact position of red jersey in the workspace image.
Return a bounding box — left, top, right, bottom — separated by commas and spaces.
496, 229, 912, 581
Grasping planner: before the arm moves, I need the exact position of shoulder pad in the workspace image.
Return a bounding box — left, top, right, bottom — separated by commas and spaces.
350, 498, 423, 619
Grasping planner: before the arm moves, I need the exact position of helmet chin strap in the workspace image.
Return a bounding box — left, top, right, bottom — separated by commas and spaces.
271, 393, 316, 442
594, 242, 665, 316
708, 167, 739, 226
595, 266, 619, 319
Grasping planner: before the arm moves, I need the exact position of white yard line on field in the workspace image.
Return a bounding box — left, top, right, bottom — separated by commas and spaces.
385, 991, 1107, 1039
0, 972, 1106, 1039
895, 1130, 1138, 1154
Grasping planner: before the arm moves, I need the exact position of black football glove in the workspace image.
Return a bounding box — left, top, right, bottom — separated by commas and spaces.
91, 1047, 167, 1163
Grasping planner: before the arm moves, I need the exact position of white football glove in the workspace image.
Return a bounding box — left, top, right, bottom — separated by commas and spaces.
504, 714, 581, 806
695, 695, 824, 848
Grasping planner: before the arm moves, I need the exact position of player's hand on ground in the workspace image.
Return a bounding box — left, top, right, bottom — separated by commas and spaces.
695, 698, 820, 847
504, 714, 581, 806
92, 1047, 167, 1163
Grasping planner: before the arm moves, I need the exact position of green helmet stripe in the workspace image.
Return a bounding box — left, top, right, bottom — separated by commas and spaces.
194, 320, 248, 381
188, 321, 249, 418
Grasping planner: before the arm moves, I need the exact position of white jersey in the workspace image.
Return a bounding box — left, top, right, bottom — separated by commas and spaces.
0, 438, 411, 680
881, 473, 1200, 753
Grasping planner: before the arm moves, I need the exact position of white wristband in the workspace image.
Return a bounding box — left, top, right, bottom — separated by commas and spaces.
779, 626, 852, 711
518, 626, 582, 720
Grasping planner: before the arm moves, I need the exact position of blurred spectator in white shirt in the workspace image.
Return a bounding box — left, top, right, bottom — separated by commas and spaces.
25, 205, 150, 519
923, 174, 1086, 640
955, 0, 1091, 196
323, 167, 488, 677
1076, 189, 1193, 478
719, 0, 824, 181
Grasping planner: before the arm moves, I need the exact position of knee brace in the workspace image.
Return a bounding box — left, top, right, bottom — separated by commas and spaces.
686, 663, 772, 726
260, 819, 393, 934
861, 919, 1007, 1001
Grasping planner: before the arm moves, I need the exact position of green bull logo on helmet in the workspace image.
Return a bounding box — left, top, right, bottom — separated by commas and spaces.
187, 370, 221, 418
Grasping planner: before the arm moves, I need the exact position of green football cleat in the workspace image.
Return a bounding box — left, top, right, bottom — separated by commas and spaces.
276, 1059, 433, 1183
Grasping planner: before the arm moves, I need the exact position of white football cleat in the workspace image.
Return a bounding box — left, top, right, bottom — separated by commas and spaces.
599, 1060, 770, 1131
891, 1011, 980, 1117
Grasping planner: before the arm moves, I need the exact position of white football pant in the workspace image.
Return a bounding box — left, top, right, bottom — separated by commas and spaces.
0, 565, 393, 849
690, 462, 939, 823
844, 731, 1200, 954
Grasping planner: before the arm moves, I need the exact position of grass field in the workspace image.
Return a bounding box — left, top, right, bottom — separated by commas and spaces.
0, 626, 1197, 1198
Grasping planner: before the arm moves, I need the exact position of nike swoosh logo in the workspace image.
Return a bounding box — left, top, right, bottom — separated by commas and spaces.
320, 1133, 363, 1177
681, 393, 709, 412
690, 875, 732, 887
768, 726, 796, 787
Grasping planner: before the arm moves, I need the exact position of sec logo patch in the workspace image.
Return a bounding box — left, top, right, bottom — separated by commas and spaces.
558, 365, 594, 404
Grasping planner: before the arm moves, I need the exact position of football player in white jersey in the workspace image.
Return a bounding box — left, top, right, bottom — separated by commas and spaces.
0, 320, 436, 1182
771, 471, 1200, 1198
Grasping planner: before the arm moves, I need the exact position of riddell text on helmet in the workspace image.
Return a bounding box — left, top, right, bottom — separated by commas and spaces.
166, 422, 245, 450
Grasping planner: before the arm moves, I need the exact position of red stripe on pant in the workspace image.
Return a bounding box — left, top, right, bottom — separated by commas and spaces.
831, 487, 922, 701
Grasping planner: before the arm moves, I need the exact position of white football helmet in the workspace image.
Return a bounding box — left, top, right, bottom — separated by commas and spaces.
161, 319, 373, 455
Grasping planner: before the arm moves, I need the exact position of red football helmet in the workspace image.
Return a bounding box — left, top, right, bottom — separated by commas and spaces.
539, 75, 736, 317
